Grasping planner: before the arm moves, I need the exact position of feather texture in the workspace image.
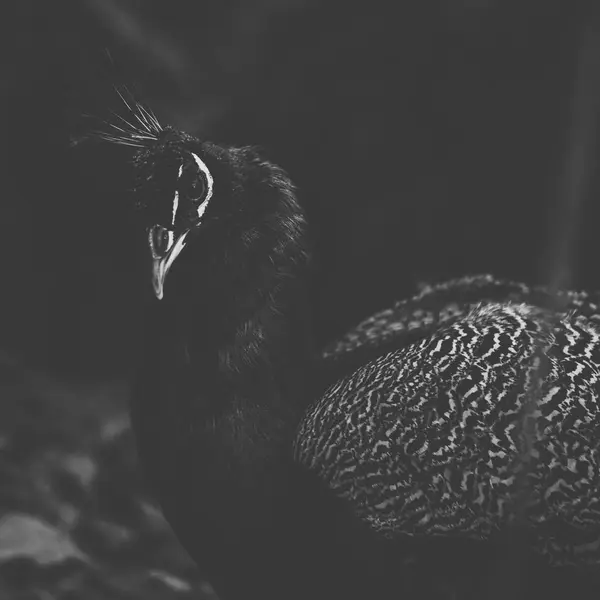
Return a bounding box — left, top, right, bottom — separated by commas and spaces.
299, 293, 600, 568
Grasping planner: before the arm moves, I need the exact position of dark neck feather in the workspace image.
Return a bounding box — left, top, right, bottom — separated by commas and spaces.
132, 163, 379, 599
149, 216, 314, 415
132, 184, 316, 484
134, 243, 347, 600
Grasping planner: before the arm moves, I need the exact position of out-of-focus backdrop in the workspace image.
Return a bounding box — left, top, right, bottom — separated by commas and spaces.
1, 0, 599, 598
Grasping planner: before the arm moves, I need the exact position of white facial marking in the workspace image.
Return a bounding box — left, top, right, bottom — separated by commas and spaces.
190, 152, 214, 220
172, 165, 183, 226
172, 191, 179, 227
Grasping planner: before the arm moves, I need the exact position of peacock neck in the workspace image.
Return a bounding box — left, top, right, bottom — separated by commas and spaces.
164, 270, 312, 413
133, 254, 317, 502
133, 260, 385, 600
135, 273, 361, 600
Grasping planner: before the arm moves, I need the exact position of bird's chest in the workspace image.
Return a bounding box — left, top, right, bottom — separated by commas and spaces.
131, 352, 215, 496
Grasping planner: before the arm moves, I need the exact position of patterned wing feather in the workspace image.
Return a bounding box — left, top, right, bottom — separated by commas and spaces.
298, 301, 600, 568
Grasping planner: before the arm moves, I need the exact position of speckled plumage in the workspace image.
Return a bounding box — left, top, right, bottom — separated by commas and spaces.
321, 274, 600, 362
298, 293, 600, 568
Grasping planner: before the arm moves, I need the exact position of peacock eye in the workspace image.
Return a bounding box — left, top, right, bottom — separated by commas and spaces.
178, 169, 207, 204
149, 224, 174, 259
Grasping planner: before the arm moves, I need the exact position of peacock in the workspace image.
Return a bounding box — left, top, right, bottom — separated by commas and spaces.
97, 100, 600, 599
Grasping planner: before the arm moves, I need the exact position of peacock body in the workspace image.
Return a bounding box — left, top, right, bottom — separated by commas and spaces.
97, 98, 600, 598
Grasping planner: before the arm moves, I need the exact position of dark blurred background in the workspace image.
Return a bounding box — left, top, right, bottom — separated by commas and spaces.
1, 0, 599, 380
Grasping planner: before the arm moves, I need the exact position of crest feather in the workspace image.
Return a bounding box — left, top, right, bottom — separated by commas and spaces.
91, 86, 163, 148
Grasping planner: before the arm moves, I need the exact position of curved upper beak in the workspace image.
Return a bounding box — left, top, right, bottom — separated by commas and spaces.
152, 229, 190, 300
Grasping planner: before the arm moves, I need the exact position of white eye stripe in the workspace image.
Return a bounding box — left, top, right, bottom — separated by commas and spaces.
172, 190, 179, 227
173, 153, 214, 224
172, 164, 183, 226
190, 152, 214, 219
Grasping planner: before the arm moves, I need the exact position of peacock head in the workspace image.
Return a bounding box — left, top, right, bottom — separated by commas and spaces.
133, 128, 221, 300
96, 98, 307, 302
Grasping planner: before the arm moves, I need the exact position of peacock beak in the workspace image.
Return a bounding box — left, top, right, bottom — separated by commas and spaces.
151, 229, 190, 300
